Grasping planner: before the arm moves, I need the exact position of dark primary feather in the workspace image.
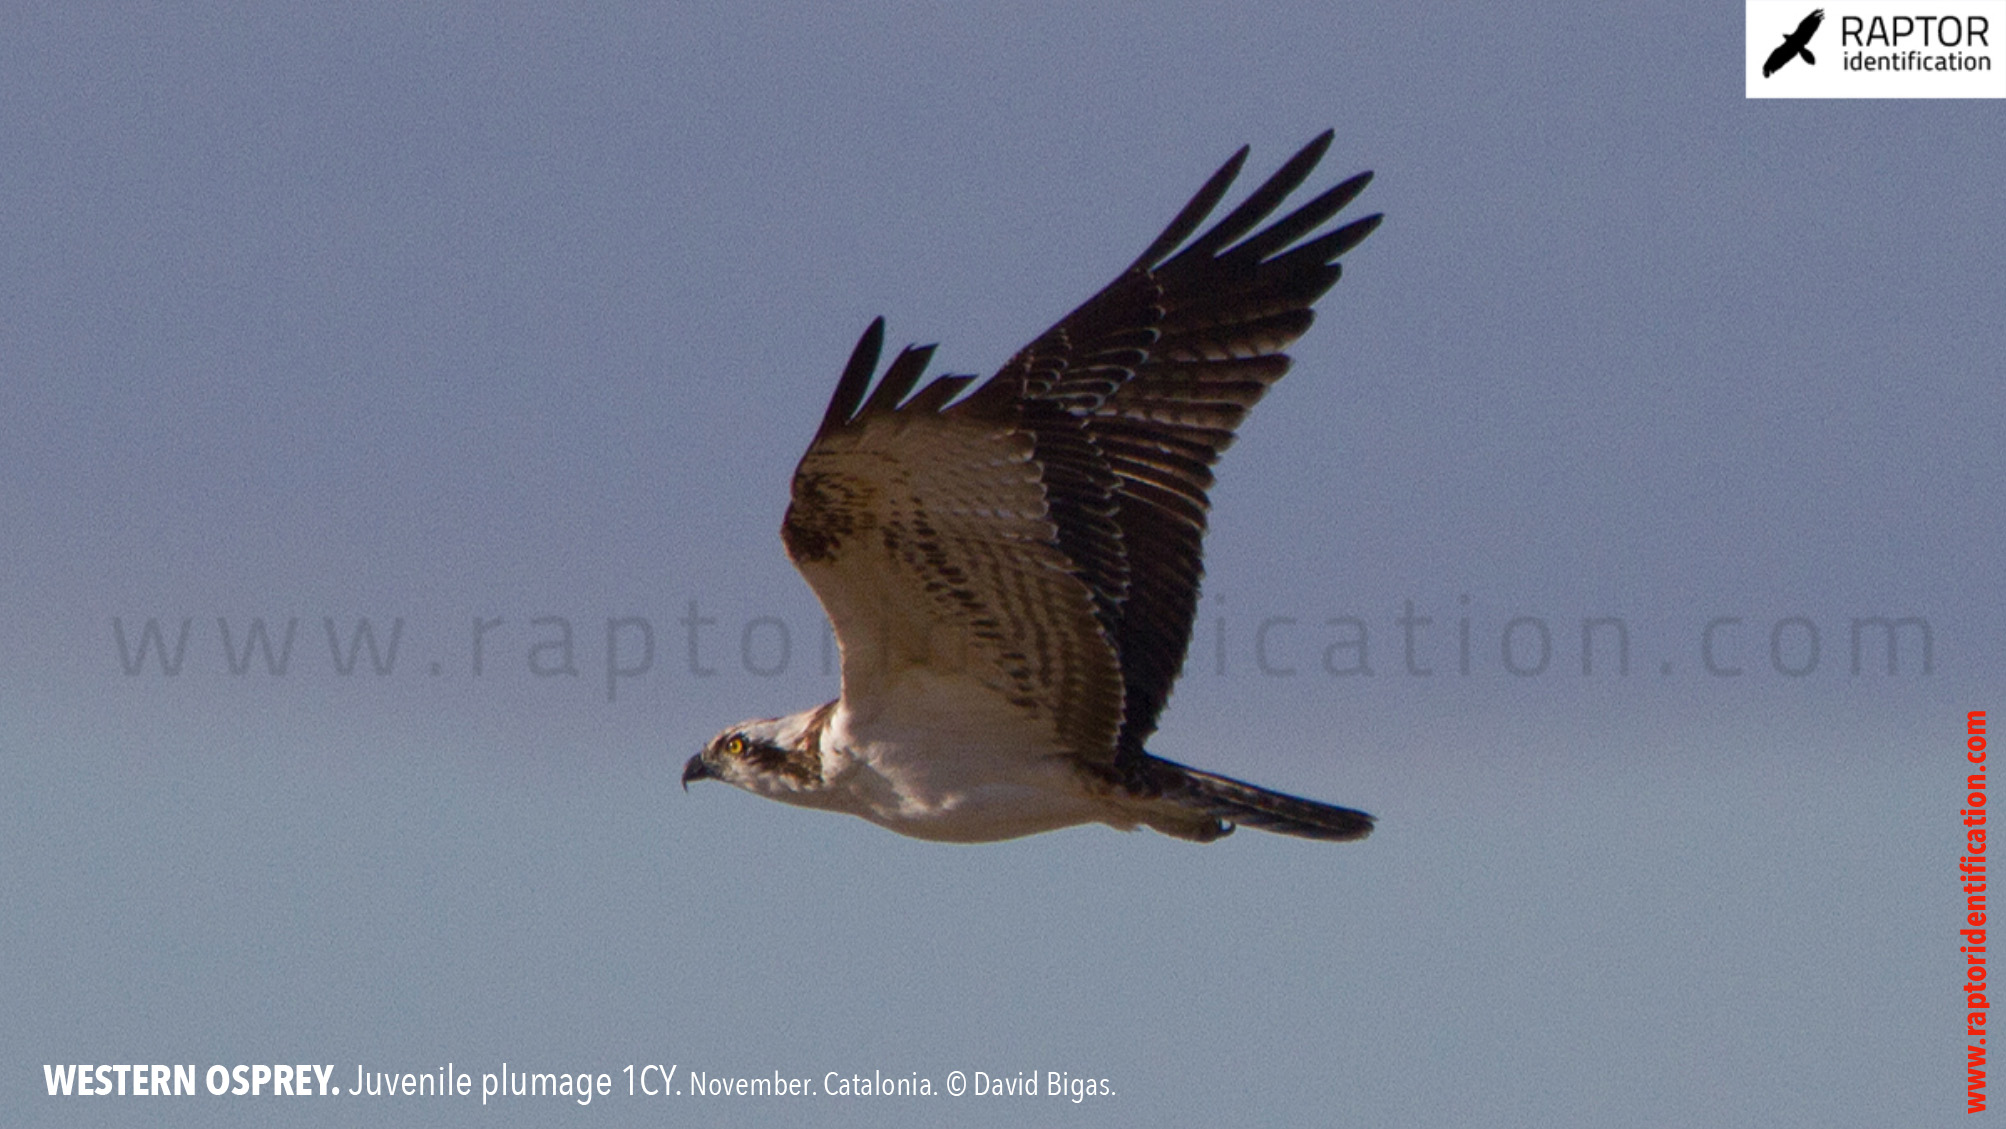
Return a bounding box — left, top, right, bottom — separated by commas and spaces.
971, 131, 1381, 761
812, 317, 886, 443
799, 133, 1380, 765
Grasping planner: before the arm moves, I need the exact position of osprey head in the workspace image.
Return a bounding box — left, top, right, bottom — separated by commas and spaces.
684, 710, 830, 797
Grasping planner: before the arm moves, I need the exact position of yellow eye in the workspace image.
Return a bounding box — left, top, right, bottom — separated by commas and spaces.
724, 736, 746, 756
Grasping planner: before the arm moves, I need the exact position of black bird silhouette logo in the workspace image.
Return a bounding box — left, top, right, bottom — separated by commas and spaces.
1763, 9, 1825, 77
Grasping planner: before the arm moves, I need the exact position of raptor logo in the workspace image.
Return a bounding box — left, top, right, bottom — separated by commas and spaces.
1764, 8, 1827, 75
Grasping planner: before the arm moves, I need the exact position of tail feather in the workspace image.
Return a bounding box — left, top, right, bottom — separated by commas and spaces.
1126, 754, 1375, 842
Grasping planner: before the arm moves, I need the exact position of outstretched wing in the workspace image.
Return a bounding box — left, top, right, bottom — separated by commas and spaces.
961, 130, 1379, 761
784, 321, 1127, 762
784, 134, 1379, 767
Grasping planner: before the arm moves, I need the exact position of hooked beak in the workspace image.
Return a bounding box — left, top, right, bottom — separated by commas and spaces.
681, 753, 715, 791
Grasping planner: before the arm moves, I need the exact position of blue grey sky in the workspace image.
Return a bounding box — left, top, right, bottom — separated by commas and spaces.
3, 4, 1998, 1126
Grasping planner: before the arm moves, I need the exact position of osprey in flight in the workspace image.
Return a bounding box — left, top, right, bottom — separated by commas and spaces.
684, 133, 1380, 843
1762, 9, 1824, 77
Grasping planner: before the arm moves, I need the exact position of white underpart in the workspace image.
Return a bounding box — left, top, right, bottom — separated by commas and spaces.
812, 671, 1116, 843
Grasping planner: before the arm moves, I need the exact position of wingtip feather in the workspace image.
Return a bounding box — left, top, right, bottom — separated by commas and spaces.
815, 318, 887, 440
